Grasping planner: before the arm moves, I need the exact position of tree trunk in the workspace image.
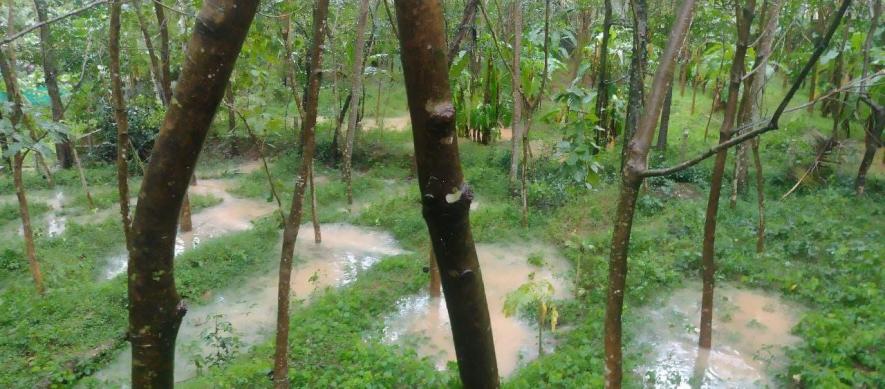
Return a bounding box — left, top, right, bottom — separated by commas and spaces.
13, 154, 44, 294
620, 0, 648, 169
699, 0, 756, 351
394, 1, 500, 386
605, 1, 694, 387
751, 139, 765, 252
509, 0, 523, 183
273, 1, 329, 386
595, 0, 613, 148
126, 1, 259, 386
448, 0, 479, 66
855, 0, 882, 195
656, 82, 673, 153
344, 0, 371, 211
310, 161, 321, 243
134, 0, 167, 106
71, 141, 95, 209
153, 0, 172, 103
33, 0, 73, 169
109, 0, 133, 246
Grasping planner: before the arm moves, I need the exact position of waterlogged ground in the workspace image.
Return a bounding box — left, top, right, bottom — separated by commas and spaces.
383, 243, 571, 376
91, 223, 403, 385
634, 284, 805, 388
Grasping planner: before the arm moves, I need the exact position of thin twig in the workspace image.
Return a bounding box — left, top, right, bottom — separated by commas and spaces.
0, 0, 108, 46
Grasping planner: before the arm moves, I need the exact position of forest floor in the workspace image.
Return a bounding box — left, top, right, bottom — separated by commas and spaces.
0, 81, 882, 388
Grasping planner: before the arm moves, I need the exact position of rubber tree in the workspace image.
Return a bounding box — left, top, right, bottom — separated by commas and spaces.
595, 0, 613, 149
509, 0, 524, 183
697, 0, 756, 350
343, 0, 371, 210
126, 0, 259, 386
33, 0, 74, 169
0, 49, 44, 295
620, 0, 648, 169
109, 0, 133, 245
394, 0, 499, 387
273, 0, 329, 386
856, 0, 883, 196
603, 0, 695, 386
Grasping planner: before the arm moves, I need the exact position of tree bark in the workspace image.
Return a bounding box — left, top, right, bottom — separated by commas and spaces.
153, 0, 172, 103
309, 161, 321, 243
656, 82, 674, 153
394, 1, 500, 387
134, 0, 167, 106
605, 1, 694, 387
448, 0, 479, 66
126, 1, 259, 386
70, 140, 95, 209
509, 0, 523, 184
595, 0, 613, 148
856, 0, 882, 195
109, 0, 132, 247
13, 154, 44, 294
273, 0, 329, 386
33, 0, 74, 169
699, 0, 756, 351
620, 0, 648, 170
343, 0, 371, 210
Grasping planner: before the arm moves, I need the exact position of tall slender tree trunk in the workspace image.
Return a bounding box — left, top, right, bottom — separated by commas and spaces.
33, 0, 74, 169
109, 0, 132, 246
448, 0, 480, 66
344, 0, 372, 211
153, 0, 172, 102
605, 1, 694, 387
0, 48, 45, 295
309, 161, 321, 243
273, 1, 329, 387
509, 0, 523, 183
595, 0, 613, 147
855, 0, 882, 195
134, 0, 167, 106
70, 141, 96, 209
656, 82, 674, 153
699, 0, 756, 351
394, 1, 500, 386
14, 154, 44, 295
126, 1, 259, 386
751, 138, 765, 252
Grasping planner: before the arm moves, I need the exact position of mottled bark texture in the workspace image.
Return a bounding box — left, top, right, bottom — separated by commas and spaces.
604, 1, 695, 387
595, 0, 613, 148
699, 0, 755, 351
109, 0, 132, 246
33, 0, 74, 169
343, 0, 371, 210
127, 1, 259, 387
620, 0, 648, 169
394, 0, 500, 387
273, 0, 329, 387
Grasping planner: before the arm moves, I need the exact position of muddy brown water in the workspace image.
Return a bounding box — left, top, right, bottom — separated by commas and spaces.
634, 284, 805, 388
89, 223, 403, 385
383, 243, 571, 377
102, 179, 275, 279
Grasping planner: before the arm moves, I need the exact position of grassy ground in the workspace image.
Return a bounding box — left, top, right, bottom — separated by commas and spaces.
0, 75, 881, 387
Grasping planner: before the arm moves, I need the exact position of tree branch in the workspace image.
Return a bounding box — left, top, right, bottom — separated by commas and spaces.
0, 0, 108, 46
641, 0, 852, 178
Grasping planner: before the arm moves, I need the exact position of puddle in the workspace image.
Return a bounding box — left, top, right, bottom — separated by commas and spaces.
102, 179, 275, 279
383, 243, 571, 376
88, 223, 402, 385
635, 284, 805, 388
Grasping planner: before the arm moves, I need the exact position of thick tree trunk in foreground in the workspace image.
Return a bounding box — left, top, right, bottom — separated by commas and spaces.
273, 1, 329, 387
699, 0, 755, 350
109, 0, 132, 246
509, 0, 523, 184
127, 1, 259, 387
343, 0, 371, 210
33, 0, 73, 169
394, 1, 499, 387
604, 1, 694, 387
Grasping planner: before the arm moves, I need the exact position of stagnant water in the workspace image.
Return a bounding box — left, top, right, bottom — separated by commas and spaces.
89, 223, 402, 386
383, 243, 571, 376
634, 284, 805, 388
101, 179, 275, 279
